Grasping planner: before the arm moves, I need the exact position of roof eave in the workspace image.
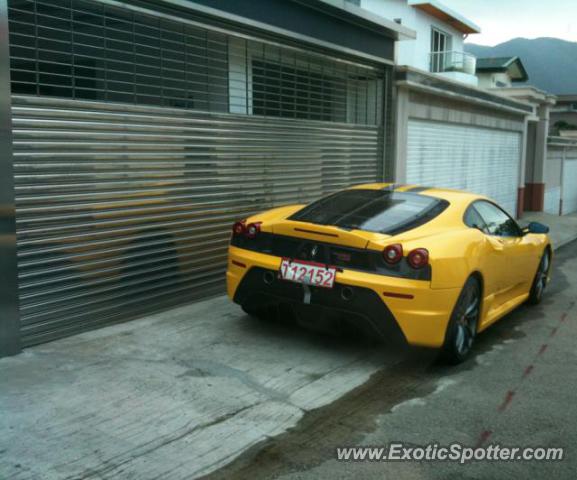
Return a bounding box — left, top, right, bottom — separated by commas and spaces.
503, 57, 529, 83
408, 0, 481, 34
477, 57, 529, 83
513, 58, 530, 83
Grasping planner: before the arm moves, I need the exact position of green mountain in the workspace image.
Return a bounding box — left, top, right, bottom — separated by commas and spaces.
465, 37, 577, 95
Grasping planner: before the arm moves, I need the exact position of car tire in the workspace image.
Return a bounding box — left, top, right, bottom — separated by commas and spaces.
440, 277, 482, 364
528, 249, 551, 305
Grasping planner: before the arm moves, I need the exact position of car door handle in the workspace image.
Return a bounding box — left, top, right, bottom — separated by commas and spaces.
488, 237, 505, 251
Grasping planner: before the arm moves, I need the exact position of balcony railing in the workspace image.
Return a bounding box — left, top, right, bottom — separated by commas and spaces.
429, 50, 477, 76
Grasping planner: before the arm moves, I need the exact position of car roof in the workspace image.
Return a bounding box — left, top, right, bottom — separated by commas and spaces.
348, 183, 489, 204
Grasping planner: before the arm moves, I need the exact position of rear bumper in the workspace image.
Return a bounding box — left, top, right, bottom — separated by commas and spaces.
227, 246, 461, 348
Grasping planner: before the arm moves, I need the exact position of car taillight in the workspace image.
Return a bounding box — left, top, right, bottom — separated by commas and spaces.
245, 222, 261, 239
407, 248, 429, 269
232, 221, 246, 236
383, 244, 403, 264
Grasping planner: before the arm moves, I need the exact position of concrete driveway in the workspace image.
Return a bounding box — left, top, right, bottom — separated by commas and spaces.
1, 284, 402, 479
1, 240, 576, 480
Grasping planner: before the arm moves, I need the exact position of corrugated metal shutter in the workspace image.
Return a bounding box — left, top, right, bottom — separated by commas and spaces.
562, 160, 577, 215
12, 95, 382, 345
8, 0, 388, 345
407, 120, 522, 215
544, 187, 561, 215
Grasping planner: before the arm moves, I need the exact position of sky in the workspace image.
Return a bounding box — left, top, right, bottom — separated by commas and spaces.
441, 0, 577, 46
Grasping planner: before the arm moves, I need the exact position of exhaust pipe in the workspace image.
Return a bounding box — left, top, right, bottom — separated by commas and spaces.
263, 271, 275, 285
341, 286, 354, 301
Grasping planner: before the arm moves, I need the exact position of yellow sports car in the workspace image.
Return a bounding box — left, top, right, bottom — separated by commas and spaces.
226, 184, 552, 363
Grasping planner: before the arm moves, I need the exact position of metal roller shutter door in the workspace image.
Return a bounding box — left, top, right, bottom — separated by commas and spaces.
12, 97, 382, 346
9, 0, 387, 345
407, 120, 522, 215
544, 187, 561, 215
562, 160, 577, 215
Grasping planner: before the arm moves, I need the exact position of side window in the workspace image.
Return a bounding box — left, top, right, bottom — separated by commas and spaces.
430, 28, 452, 73
473, 201, 521, 237
464, 205, 487, 231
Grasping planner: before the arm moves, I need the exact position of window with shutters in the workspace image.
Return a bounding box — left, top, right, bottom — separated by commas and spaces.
8, 0, 383, 125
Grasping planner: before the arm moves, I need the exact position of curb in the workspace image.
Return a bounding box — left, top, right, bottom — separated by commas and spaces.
554, 236, 577, 251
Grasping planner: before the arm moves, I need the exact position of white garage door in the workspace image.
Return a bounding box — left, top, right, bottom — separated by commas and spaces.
407, 120, 522, 215
562, 160, 577, 215
544, 186, 561, 215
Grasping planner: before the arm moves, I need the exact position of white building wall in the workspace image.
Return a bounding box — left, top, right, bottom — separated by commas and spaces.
478, 72, 513, 89
361, 0, 465, 71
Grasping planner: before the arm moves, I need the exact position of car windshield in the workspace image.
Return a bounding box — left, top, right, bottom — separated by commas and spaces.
289, 189, 448, 235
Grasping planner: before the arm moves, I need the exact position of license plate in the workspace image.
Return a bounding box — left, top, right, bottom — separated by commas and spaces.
279, 258, 336, 288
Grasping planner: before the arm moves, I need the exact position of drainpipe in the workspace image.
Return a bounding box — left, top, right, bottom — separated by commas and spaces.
559, 147, 566, 216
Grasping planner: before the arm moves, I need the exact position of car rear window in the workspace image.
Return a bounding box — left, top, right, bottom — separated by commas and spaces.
289, 189, 449, 235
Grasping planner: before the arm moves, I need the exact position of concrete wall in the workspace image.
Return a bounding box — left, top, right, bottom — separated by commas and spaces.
407, 91, 525, 131
361, 0, 465, 71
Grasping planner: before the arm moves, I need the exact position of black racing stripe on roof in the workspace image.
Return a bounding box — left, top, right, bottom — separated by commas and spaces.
404, 186, 433, 193
382, 184, 406, 191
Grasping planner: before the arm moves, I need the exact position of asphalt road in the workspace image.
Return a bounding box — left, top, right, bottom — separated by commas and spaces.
205, 239, 577, 480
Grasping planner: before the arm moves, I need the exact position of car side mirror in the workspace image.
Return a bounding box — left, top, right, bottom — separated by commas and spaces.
522, 221, 550, 235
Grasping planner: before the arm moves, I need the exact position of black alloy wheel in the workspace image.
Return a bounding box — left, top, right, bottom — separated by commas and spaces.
528, 250, 551, 305
441, 277, 481, 364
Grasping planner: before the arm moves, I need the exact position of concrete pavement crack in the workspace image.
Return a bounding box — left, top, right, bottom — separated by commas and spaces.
67, 402, 261, 480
